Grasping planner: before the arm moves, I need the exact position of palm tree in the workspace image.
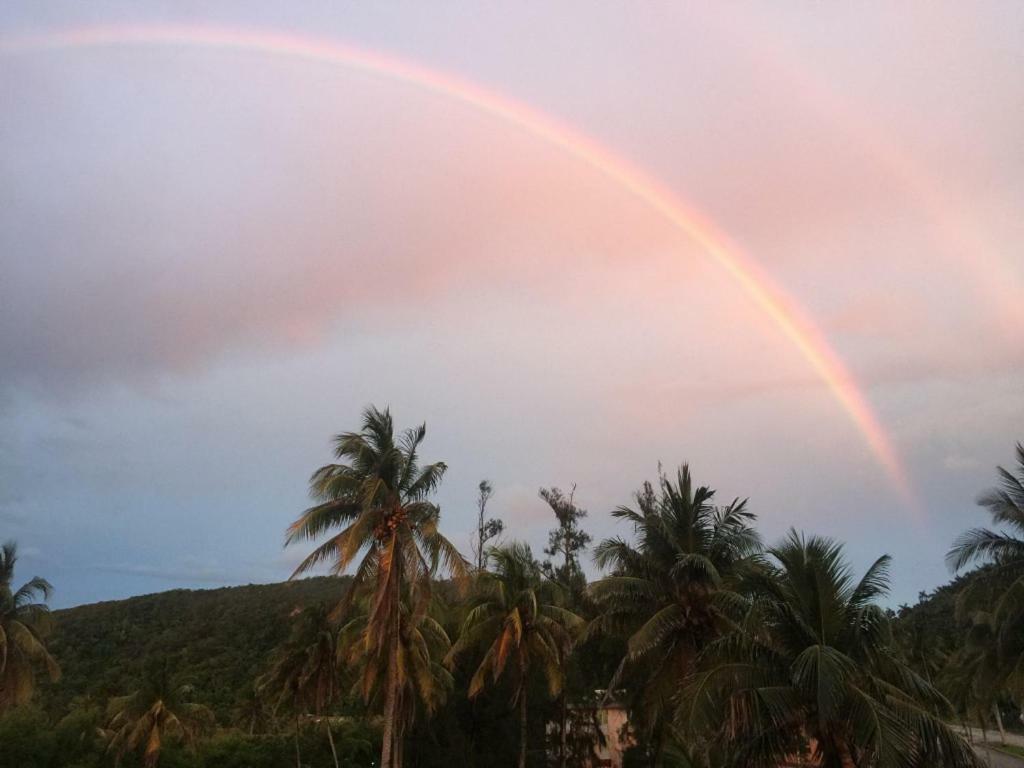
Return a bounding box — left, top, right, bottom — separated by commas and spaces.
684, 531, 980, 768
286, 406, 467, 768
947, 442, 1024, 700
948, 443, 1024, 578
0, 540, 60, 711
447, 542, 582, 768
338, 593, 454, 768
261, 603, 342, 768
232, 682, 275, 736
956, 611, 1010, 742
586, 465, 760, 763
104, 659, 213, 768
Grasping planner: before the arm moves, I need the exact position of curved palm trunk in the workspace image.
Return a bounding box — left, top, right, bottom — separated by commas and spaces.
519, 687, 528, 768
994, 703, 1007, 745
326, 718, 340, 768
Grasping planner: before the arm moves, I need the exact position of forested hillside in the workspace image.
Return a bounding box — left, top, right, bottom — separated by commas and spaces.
38, 562, 1023, 733
40, 576, 350, 720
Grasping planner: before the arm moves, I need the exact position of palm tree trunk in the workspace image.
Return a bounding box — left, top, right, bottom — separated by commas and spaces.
559, 694, 567, 768
518, 687, 529, 768
381, 668, 397, 768
962, 715, 973, 744
294, 713, 302, 768
326, 718, 340, 768
381, 537, 404, 768
993, 703, 1007, 745
396, 722, 406, 768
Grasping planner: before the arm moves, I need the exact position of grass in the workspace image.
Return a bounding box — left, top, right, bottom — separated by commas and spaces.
983, 742, 1024, 760
994, 743, 1024, 758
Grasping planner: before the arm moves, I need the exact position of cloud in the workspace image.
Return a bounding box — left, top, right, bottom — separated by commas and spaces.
0, 53, 686, 402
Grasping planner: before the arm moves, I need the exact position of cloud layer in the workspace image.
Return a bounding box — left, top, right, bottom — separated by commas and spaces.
0, 1, 1021, 608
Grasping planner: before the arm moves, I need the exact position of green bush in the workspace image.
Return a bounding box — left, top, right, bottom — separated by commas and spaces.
0, 706, 56, 768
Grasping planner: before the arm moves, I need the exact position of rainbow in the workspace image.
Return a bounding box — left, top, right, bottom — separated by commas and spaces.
0, 23, 915, 506
707, 2, 1023, 340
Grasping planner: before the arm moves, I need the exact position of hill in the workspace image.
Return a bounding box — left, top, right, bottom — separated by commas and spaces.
40, 576, 350, 720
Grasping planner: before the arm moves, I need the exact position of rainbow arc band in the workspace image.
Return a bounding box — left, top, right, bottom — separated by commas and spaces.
0, 24, 916, 510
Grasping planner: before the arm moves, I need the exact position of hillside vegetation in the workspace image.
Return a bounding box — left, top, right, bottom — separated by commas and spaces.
40, 576, 350, 720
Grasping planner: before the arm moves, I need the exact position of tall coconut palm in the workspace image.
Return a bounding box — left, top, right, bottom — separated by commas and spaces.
947, 442, 1024, 699
261, 603, 342, 768
104, 659, 213, 768
338, 593, 454, 768
586, 465, 760, 762
684, 531, 980, 768
285, 406, 467, 768
0, 540, 60, 711
447, 542, 582, 768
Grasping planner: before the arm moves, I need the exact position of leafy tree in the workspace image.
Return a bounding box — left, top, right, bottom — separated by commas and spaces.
540, 486, 591, 596
285, 406, 468, 768
448, 542, 582, 768
0, 705, 56, 768
893, 592, 950, 686
587, 465, 759, 763
472, 480, 504, 571
685, 531, 980, 768
0, 540, 60, 711
538, 485, 592, 768
54, 697, 107, 768
104, 659, 213, 768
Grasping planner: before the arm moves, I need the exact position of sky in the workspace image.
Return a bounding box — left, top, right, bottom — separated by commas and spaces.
0, 2, 1022, 609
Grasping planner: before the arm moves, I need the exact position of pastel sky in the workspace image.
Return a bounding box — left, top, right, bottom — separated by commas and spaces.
1, 2, 1021, 608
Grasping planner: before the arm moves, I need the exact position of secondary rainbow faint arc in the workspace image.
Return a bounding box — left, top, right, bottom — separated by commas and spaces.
0, 23, 915, 506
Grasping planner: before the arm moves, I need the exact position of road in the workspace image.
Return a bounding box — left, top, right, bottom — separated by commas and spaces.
960, 727, 1024, 749
952, 725, 1024, 765
976, 745, 1024, 768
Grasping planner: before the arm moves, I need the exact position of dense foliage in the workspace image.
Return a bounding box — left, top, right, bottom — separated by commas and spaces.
4, 415, 1023, 768
40, 576, 350, 720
